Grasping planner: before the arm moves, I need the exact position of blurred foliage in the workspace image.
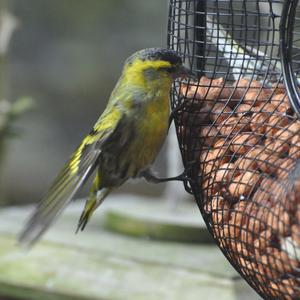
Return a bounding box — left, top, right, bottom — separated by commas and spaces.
0, 4, 33, 204
0, 97, 33, 164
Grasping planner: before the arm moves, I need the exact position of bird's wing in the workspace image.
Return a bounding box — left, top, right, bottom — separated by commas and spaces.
19, 108, 125, 247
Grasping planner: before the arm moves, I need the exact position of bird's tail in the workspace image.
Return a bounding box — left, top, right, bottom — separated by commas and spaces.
18, 144, 100, 248
76, 176, 111, 232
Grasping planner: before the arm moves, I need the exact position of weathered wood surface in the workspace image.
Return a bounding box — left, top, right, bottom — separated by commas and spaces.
0, 198, 260, 300
102, 196, 214, 243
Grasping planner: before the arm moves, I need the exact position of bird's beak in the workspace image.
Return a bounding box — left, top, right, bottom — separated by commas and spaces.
176, 65, 198, 80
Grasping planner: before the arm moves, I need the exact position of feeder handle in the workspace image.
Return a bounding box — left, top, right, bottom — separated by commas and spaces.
280, 0, 300, 118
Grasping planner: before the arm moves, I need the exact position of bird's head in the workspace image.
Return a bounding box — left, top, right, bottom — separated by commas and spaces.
123, 48, 195, 87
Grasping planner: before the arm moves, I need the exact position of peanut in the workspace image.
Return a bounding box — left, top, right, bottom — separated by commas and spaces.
250, 111, 270, 134
253, 229, 273, 256
210, 103, 232, 125
272, 83, 285, 95
267, 205, 291, 237
291, 224, 300, 245
228, 170, 261, 198
197, 76, 229, 100
199, 126, 219, 146
255, 150, 281, 175
289, 134, 300, 159
214, 163, 237, 183
218, 115, 251, 136
276, 157, 295, 179
232, 78, 261, 99
243, 88, 272, 106
230, 133, 260, 155
265, 114, 290, 135
234, 155, 257, 171
270, 93, 291, 113
235, 103, 253, 116
269, 278, 299, 300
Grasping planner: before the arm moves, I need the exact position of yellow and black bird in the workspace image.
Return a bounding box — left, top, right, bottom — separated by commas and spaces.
19, 48, 193, 247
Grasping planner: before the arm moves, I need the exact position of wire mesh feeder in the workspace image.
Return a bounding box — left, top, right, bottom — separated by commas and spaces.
168, 1, 300, 299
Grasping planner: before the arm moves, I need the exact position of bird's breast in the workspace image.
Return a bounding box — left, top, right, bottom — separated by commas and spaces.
132, 94, 170, 169
99, 91, 171, 186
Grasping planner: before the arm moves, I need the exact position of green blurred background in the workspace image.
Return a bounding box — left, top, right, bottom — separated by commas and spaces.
1, 0, 170, 205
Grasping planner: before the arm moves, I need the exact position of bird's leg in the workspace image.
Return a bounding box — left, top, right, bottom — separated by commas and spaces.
141, 160, 196, 184
141, 169, 190, 184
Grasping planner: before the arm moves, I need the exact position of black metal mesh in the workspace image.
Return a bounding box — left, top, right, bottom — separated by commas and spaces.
168, 1, 300, 299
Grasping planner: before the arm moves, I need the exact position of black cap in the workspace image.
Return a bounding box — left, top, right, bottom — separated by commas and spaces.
126, 48, 182, 66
